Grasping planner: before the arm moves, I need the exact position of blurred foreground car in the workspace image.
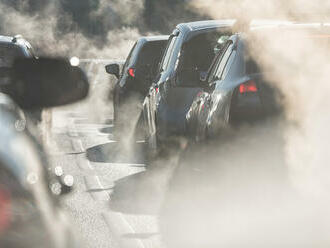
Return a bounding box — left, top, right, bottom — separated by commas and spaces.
0, 57, 89, 248
0, 35, 44, 124
140, 20, 234, 152
186, 23, 330, 141
105, 35, 169, 139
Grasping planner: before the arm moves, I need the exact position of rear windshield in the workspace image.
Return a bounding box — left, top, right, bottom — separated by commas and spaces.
136, 40, 167, 67
180, 31, 227, 72
0, 44, 25, 68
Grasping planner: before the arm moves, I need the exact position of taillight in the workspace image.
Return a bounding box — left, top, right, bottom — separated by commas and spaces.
155, 87, 159, 93
0, 188, 11, 233
239, 80, 258, 94
128, 68, 136, 78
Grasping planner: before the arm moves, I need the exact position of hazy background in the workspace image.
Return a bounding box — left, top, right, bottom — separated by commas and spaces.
0, 0, 206, 58
2, 1, 330, 247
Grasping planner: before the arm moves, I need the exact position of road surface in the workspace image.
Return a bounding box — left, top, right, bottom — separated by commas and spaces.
46, 64, 176, 248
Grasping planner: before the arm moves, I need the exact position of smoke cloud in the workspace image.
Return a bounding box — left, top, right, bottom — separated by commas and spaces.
156, 1, 330, 247
188, 0, 330, 197
0, 0, 144, 58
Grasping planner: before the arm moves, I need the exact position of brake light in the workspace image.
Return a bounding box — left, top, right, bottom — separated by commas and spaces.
155, 87, 159, 93
239, 80, 258, 94
0, 188, 11, 233
128, 68, 135, 78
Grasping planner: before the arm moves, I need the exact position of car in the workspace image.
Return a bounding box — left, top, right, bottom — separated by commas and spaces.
0, 35, 44, 124
0, 35, 35, 62
105, 35, 169, 139
140, 20, 235, 152
0, 57, 89, 248
186, 23, 330, 142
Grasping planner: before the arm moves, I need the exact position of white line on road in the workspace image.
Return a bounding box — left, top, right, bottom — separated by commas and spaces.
86, 158, 95, 171
95, 172, 146, 248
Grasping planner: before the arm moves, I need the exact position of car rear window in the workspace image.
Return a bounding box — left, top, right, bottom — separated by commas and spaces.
0, 44, 25, 67
136, 40, 167, 67
180, 31, 226, 73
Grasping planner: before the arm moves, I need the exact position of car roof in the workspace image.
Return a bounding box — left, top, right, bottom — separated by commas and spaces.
0, 35, 14, 43
138, 35, 170, 43
0, 35, 31, 49
177, 20, 236, 32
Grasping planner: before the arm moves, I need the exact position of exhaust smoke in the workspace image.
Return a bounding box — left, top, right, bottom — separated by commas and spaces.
156, 1, 330, 247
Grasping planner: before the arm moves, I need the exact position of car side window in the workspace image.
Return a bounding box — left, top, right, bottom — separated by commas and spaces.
214, 41, 234, 80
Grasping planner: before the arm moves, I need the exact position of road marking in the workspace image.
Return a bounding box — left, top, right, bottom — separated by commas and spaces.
71, 115, 146, 248
84, 146, 145, 248
74, 139, 85, 153
95, 173, 146, 248
86, 159, 95, 171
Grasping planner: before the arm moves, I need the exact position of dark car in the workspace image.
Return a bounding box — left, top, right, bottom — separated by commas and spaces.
0, 35, 43, 124
140, 20, 235, 151
0, 57, 89, 248
0, 35, 35, 62
186, 23, 330, 141
105, 35, 169, 139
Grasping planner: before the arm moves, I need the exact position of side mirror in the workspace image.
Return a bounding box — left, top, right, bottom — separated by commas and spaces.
7, 57, 89, 110
105, 63, 120, 79
176, 68, 202, 88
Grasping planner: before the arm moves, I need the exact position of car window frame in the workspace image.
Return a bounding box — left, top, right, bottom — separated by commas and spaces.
214, 41, 234, 80
220, 47, 236, 81
207, 41, 232, 84
160, 33, 179, 73
121, 42, 137, 76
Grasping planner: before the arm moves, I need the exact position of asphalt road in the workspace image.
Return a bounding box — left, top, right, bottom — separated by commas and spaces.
48, 103, 173, 248
45, 64, 176, 248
